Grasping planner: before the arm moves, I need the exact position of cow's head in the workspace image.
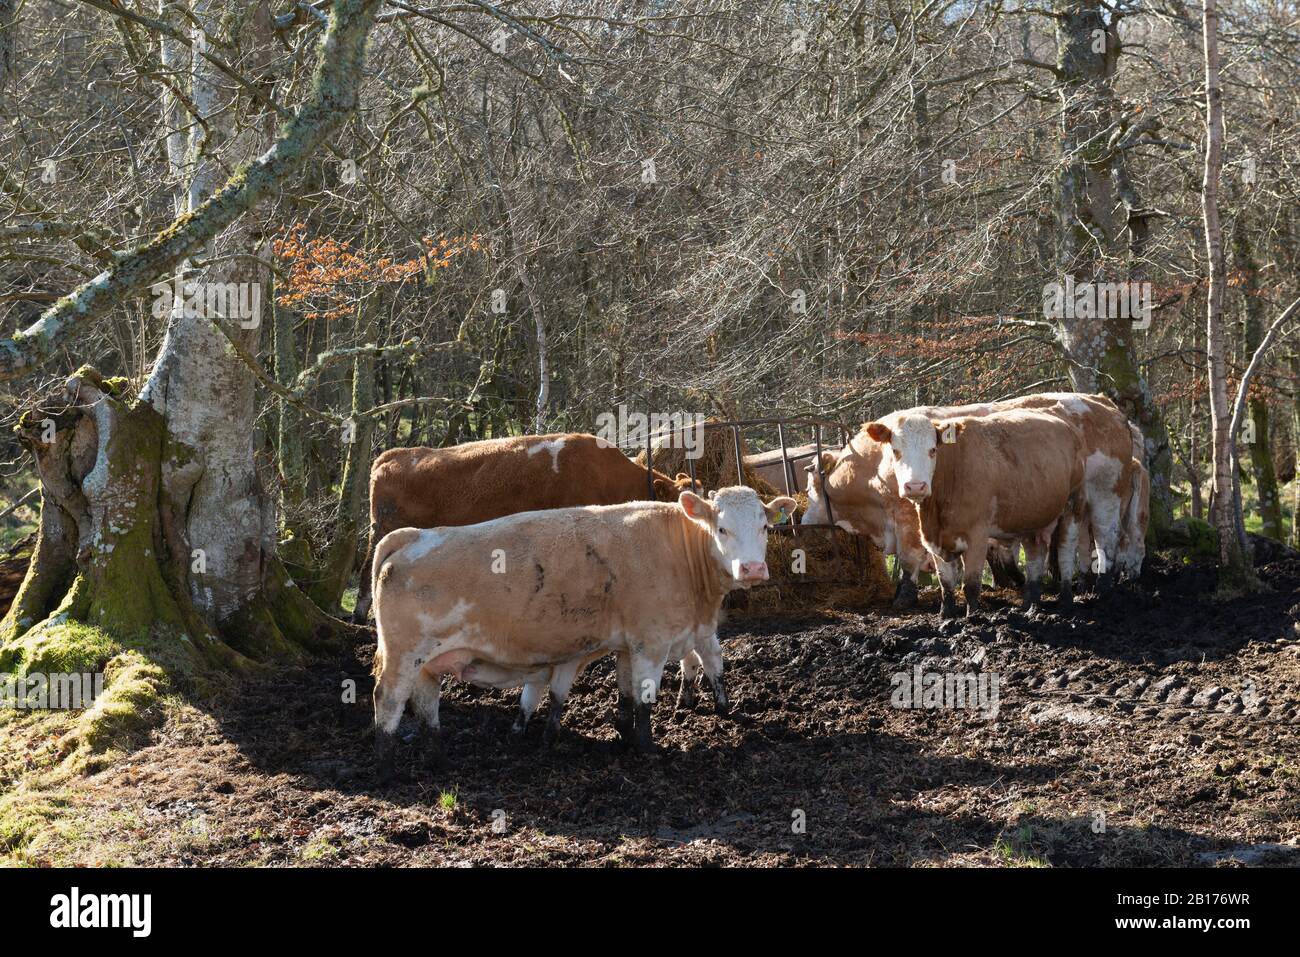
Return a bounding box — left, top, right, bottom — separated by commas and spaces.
679, 486, 796, 585
653, 471, 702, 501
866, 414, 963, 501
799, 439, 899, 549
798, 451, 840, 527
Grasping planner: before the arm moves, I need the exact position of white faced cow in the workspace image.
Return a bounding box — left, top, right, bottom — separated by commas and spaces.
370, 486, 795, 778
866, 409, 1087, 617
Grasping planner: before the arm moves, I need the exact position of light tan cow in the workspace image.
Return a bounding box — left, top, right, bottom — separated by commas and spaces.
866, 408, 1087, 617
370, 486, 795, 778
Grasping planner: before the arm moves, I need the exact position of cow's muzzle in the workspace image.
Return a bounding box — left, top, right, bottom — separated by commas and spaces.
903, 481, 930, 499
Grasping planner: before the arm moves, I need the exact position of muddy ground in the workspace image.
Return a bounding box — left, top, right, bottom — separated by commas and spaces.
17, 554, 1300, 866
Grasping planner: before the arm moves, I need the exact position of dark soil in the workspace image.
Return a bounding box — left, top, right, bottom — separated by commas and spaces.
68, 554, 1300, 866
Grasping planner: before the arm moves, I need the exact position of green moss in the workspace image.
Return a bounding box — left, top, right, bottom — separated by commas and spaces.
0, 791, 69, 856
0, 618, 115, 675
72, 651, 167, 762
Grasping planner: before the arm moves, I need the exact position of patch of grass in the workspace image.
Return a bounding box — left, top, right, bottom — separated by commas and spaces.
301, 837, 338, 861
993, 827, 1052, 867
438, 790, 457, 811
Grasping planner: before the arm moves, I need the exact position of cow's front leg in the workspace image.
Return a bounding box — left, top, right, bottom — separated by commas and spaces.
542, 661, 580, 747
960, 537, 991, 616
694, 634, 729, 716
630, 648, 670, 754
614, 653, 636, 749
934, 554, 962, 619
676, 651, 700, 713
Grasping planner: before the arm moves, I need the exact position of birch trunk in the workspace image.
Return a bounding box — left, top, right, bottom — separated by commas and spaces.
1200, 0, 1255, 590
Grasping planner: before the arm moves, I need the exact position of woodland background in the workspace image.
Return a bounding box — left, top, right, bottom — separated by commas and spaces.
0, 0, 1297, 629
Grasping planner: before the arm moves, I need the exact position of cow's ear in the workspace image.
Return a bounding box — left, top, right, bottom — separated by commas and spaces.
865, 422, 891, 443
933, 420, 963, 445
764, 496, 798, 524
679, 490, 715, 526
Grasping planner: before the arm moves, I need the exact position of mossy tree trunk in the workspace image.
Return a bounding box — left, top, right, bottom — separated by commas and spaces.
1, 1, 379, 746
1052, 0, 1175, 543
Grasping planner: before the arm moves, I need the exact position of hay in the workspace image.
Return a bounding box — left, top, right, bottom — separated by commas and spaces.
733, 491, 894, 615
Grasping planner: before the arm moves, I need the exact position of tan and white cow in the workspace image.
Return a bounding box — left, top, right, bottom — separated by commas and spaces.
370, 487, 795, 778
866, 408, 1087, 617
803, 392, 1137, 603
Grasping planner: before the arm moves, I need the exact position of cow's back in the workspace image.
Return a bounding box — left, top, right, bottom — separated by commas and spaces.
375, 502, 717, 668
369, 434, 652, 535
928, 410, 1085, 539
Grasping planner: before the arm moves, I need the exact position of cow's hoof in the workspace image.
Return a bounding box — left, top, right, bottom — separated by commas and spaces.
892, 579, 918, 611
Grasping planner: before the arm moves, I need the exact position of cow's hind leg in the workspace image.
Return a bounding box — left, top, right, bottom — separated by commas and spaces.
614, 653, 636, 749
512, 682, 546, 737
1020, 535, 1049, 615
409, 670, 444, 769
676, 651, 700, 713
934, 554, 962, 619
960, 537, 991, 616
1056, 513, 1083, 613
988, 543, 1025, 590
542, 661, 580, 747
373, 664, 414, 783
630, 649, 670, 754
352, 523, 378, 625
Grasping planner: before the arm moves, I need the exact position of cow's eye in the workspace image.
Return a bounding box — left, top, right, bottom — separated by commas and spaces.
893, 447, 901, 458
718, 527, 730, 538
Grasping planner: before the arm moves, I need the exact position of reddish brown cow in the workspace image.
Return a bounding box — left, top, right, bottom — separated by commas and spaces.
354, 433, 695, 623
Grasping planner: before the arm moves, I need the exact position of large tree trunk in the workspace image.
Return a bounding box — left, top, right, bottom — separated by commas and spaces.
1052, 0, 1175, 542
1200, 0, 1254, 590
0, 1, 377, 762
